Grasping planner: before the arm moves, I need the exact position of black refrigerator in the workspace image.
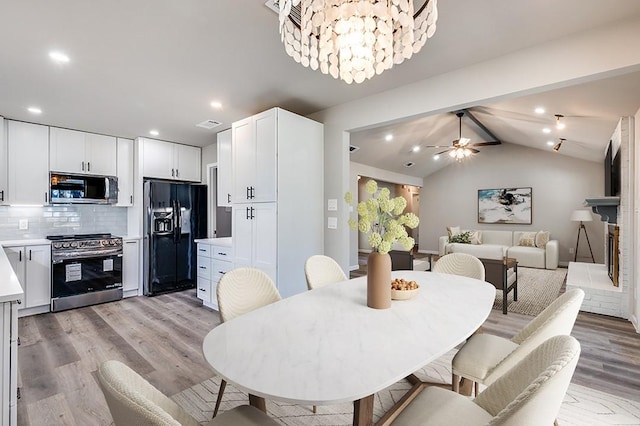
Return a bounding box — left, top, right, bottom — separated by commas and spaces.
143, 180, 207, 295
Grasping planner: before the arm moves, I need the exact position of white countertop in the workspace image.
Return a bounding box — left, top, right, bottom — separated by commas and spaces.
202, 270, 495, 406
194, 237, 232, 247
0, 246, 24, 304
1, 239, 51, 247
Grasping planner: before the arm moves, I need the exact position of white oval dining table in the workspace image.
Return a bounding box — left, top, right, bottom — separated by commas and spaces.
202, 270, 495, 425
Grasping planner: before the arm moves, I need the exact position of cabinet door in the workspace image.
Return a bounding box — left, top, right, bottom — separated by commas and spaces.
231, 117, 254, 203
116, 138, 134, 206
175, 144, 201, 182
122, 239, 139, 292
216, 129, 232, 207
49, 127, 86, 173
142, 138, 175, 179
0, 117, 7, 205
4, 248, 26, 310
25, 245, 51, 308
252, 203, 277, 282
232, 205, 253, 268
86, 133, 117, 176
7, 121, 49, 205
253, 109, 277, 203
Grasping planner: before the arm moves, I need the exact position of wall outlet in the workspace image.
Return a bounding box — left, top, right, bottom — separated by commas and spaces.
569, 247, 575, 254
19, 219, 28, 230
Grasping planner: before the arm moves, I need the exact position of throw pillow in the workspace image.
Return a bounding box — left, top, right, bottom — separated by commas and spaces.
447, 226, 461, 237
449, 231, 471, 244
469, 230, 482, 245
535, 231, 550, 248
518, 232, 537, 247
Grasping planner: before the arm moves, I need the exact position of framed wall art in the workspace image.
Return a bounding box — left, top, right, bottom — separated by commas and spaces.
478, 187, 532, 224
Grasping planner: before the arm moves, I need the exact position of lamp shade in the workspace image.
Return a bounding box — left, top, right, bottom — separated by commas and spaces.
570, 209, 593, 222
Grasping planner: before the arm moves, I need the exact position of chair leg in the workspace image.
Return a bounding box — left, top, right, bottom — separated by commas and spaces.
474, 381, 479, 397
554, 420, 559, 426
313, 405, 317, 413
213, 379, 226, 418
452, 373, 459, 393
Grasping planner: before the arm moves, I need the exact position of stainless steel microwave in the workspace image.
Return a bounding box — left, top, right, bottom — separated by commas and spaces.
50, 173, 118, 204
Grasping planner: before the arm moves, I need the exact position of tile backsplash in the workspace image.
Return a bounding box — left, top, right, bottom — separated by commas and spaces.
0, 205, 128, 240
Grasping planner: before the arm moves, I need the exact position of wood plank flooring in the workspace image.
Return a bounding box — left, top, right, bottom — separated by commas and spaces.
17, 284, 640, 425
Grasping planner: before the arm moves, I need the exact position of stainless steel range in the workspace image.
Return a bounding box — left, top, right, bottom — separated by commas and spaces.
48, 233, 123, 312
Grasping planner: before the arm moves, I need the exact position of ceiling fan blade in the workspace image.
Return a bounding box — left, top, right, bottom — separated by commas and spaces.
435, 149, 451, 156
470, 141, 501, 147
469, 148, 480, 154
422, 145, 451, 148
553, 141, 563, 152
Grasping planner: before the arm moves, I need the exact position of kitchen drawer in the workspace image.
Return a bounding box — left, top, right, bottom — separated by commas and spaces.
196, 244, 211, 258
212, 259, 233, 277
212, 245, 232, 261
197, 256, 211, 279
197, 276, 211, 303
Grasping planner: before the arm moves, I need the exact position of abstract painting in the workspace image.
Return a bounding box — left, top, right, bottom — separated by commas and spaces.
478, 187, 532, 224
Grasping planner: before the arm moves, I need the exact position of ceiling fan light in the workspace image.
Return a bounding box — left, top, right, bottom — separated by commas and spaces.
463, 148, 472, 157
449, 150, 456, 158
459, 137, 471, 146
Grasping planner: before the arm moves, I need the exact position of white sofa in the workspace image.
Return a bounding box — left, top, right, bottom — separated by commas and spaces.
438, 230, 559, 270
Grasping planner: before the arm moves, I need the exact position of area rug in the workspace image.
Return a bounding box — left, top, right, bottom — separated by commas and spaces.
173, 349, 640, 425
493, 266, 567, 316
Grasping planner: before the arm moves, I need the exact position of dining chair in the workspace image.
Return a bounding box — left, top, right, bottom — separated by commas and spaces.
452, 288, 585, 396
432, 252, 485, 281
392, 335, 581, 426
304, 254, 347, 290
214, 267, 282, 417
97, 360, 279, 425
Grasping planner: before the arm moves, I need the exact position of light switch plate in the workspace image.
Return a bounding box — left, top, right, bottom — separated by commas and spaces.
19, 219, 28, 230
328, 217, 338, 229
327, 199, 338, 211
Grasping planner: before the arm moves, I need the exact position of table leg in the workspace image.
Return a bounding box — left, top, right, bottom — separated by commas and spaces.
248, 394, 266, 413
514, 265, 518, 301
503, 266, 508, 315
353, 394, 374, 426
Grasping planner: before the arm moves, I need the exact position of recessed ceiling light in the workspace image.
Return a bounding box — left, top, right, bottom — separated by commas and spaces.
412, 146, 420, 152
546, 141, 555, 146
210, 101, 223, 109
49, 51, 70, 63
149, 129, 159, 136
534, 107, 545, 114
27, 106, 42, 114
433, 154, 440, 160
542, 128, 551, 134
385, 134, 393, 142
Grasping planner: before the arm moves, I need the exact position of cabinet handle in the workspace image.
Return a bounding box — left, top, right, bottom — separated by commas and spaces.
130, 195, 133, 204
246, 187, 250, 200
29, 250, 32, 261
218, 271, 225, 275
45, 192, 48, 203
217, 252, 227, 256
250, 207, 255, 219
227, 193, 231, 203
19, 251, 21, 262
0, 190, 4, 201
198, 248, 206, 252
176, 169, 179, 177
88, 162, 91, 172
199, 266, 207, 269
172, 168, 175, 177
199, 288, 207, 292
250, 186, 255, 199
246, 207, 250, 219
82, 161, 85, 171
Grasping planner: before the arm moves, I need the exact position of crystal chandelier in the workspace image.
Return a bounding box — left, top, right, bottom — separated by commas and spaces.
278, 0, 439, 84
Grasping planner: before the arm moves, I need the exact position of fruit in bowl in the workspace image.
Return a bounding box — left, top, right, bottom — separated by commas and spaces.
391, 278, 420, 300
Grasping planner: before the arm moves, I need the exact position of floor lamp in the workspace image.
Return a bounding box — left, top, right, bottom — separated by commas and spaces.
571, 209, 595, 263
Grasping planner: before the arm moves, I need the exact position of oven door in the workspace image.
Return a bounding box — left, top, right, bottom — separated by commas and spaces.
52, 254, 123, 299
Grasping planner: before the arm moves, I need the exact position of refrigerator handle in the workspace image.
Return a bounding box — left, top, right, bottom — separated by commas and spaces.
176, 200, 182, 236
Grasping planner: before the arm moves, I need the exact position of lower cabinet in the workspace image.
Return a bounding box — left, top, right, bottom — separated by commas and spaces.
122, 238, 140, 295
0, 300, 19, 426
4, 244, 51, 316
196, 241, 232, 310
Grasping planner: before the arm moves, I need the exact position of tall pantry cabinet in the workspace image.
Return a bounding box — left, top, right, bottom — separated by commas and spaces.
231, 108, 323, 298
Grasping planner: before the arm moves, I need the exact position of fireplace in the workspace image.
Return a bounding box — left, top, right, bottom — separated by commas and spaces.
607, 225, 619, 286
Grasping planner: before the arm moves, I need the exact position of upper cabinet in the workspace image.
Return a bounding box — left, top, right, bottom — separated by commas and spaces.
116, 138, 134, 206
232, 109, 277, 203
0, 117, 7, 205
7, 121, 50, 205
141, 138, 201, 182
216, 129, 232, 207
50, 127, 117, 176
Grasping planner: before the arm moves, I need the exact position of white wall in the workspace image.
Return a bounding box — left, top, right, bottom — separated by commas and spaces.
201, 142, 217, 184
419, 142, 604, 264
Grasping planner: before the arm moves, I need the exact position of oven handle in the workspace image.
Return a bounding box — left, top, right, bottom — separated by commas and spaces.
52, 253, 123, 263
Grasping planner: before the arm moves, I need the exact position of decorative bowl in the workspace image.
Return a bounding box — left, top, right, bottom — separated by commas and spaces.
391, 287, 420, 300
390, 278, 420, 300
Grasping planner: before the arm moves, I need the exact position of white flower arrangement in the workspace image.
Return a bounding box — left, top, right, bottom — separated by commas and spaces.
345, 179, 419, 254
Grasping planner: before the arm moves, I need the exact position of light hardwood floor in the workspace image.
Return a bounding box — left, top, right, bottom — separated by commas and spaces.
17, 286, 640, 425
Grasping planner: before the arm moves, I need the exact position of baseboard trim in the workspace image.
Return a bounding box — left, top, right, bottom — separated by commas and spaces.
630, 313, 639, 333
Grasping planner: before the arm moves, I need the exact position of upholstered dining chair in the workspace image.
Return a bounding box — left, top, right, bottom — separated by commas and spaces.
97, 360, 279, 425
452, 288, 585, 396
432, 252, 485, 281
214, 267, 282, 417
304, 255, 347, 290
392, 335, 581, 426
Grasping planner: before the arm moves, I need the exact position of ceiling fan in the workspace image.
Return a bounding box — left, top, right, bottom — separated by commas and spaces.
423, 110, 501, 160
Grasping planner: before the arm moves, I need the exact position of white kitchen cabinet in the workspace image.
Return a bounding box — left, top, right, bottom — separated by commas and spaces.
116, 138, 134, 206
7, 121, 49, 206
231, 109, 277, 203
0, 300, 19, 426
230, 107, 323, 298
0, 117, 8, 206
50, 127, 117, 176
216, 129, 232, 207
122, 238, 140, 295
196, 239, 232, 310
142, 138, 201, 182
4, 244, 51, 315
